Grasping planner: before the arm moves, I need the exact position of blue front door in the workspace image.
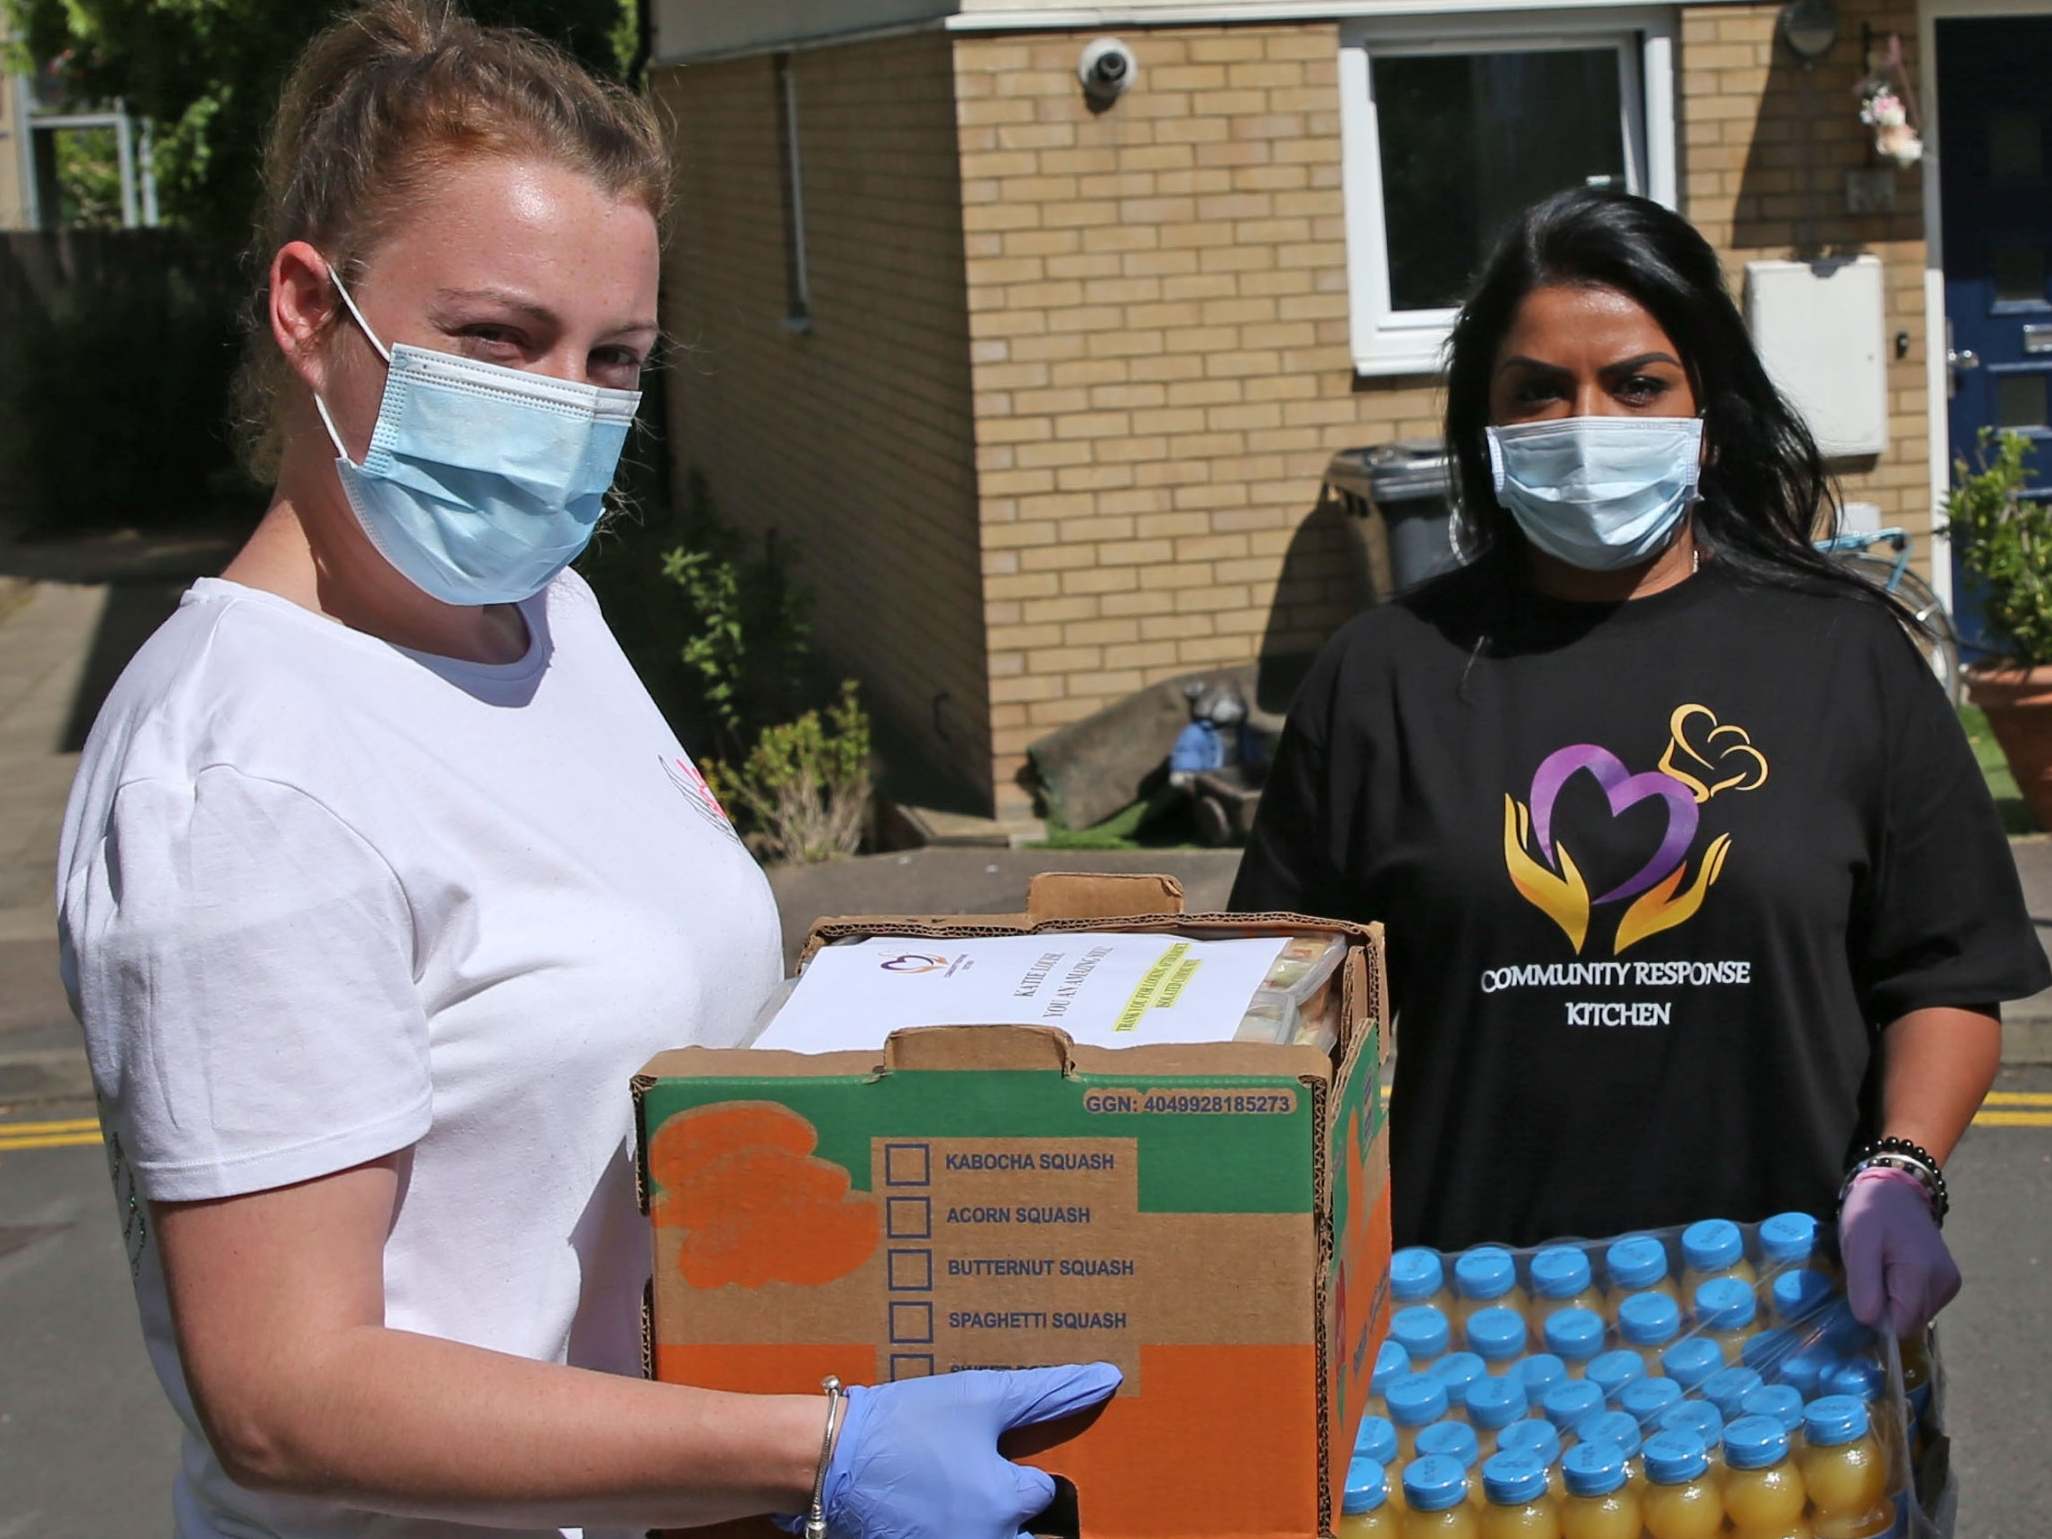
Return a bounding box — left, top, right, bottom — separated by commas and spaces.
1939, 15, 2052, 659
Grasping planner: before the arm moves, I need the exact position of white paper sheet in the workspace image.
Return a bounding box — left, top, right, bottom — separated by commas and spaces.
752, 932, 1292, 1052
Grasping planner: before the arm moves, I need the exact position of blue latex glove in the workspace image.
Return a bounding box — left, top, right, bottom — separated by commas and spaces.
790, 1362, 1121, 1539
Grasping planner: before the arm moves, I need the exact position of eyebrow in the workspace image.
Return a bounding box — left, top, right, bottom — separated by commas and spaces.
433, 286, 659, 339
1495, 351, 1684, 376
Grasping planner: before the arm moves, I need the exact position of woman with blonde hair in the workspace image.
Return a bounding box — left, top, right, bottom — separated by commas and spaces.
57, 6, 1114, 1537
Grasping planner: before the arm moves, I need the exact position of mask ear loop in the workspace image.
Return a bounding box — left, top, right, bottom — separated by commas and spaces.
310, 256, 392, 461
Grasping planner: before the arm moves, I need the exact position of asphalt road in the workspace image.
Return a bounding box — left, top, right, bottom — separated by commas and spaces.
2, 1068, 2045, 1538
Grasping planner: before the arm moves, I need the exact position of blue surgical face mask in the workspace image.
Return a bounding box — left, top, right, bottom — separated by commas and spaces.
1484, 415, 1704, 572
313, 263, 641, 606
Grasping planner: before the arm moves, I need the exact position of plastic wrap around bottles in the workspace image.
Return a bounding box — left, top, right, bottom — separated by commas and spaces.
1352, 1217, 1951, 1539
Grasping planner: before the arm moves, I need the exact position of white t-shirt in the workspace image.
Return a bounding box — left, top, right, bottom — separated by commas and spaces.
57, 572, 783, 1539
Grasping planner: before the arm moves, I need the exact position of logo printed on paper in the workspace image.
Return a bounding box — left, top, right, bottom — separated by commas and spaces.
880, 953, 950, 974
1501, 703, 1768, 958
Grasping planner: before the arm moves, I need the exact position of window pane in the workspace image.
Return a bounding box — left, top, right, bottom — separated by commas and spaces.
1373, 48, 1625, 312
1993, 241, 2047, 306
1988, 109, 2043, 186
1995, 373, 2047, 431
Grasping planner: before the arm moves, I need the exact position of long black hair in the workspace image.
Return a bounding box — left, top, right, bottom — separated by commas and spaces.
1444, 187, 1885, 607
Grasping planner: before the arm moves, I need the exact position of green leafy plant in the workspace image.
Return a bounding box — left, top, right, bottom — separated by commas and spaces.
53, 125, 125, 228
702, 680, 872, 865
660, 525, 811, 760
1945, 428, 2048, 666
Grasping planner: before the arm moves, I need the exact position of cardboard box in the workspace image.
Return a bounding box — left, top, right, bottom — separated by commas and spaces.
635, 874, 1392, 1538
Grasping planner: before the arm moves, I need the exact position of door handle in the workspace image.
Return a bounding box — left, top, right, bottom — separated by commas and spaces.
1948, 347, 1981, 371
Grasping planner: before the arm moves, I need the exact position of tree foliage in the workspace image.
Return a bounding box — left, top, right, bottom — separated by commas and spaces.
1, 0, 636, 244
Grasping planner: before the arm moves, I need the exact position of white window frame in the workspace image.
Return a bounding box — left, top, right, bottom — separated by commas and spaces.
1339, 7, 1678, 377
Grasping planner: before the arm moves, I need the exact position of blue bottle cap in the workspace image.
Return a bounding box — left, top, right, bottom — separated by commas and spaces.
1771, 1268, 1837, 1323
1618, 1290, 1682, 1347
1742, 1327, 1796, 1374
1740, 1385, 1805, 1435
1803, 1394, 1872, 1448
1584, 1409, 1644, 1459
1392, 1246, 1446, 1303
1694, 1277, 1757, 1330
1543, 1306, 1606, 1363
1777, 1347, 1836, 1399
1661, 1336, 1725, 1389
1481, 1451, 1550, 1507
1354, 1414, 1397, 1466
1465, 1374, 1528, 1431
1757, 1210, 1820, 1266
1342, 1455, 1388, 1515
1385, 1372, 1449, 1427
1372, 1338, 1410, 1397
1433, 1352, 1487, 1400
1561, 1439, 1629, 1498
1513, 1353, 1567, 1400
1828, 1316, 1878, 1356
1681, 1218, 1746, 1275
1454, 1245, 1518, 1302
1824, 1357, 1886, 1403
1620, 1374, 1684, 1426
1541, 1378, 1605, 1434
1466, 1305, 1529, 1363
1530, 1243, 1594, 1300
1589, 1349, 1647, 1403
1606, 1234, 1671, 1290
1722, 1413, 1791, 1471
1658, 1399, 1725, 1450
1416, 1419, 1480, 1470
1391, 1304, 1451, 1361
1402, 1454, 1470, 1514
1642, 1428, 1711, 1485
1498, 1417, 1563, 1468
1702, 1365, 1765, 1417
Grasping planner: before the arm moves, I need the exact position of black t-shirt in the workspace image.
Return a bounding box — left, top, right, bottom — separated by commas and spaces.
1231, 556, 2049, 1249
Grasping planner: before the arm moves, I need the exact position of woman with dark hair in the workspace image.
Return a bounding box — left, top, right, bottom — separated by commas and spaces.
1232, 187, 2044, 1340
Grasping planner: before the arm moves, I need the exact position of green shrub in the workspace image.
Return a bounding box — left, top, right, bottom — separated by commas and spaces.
580, 472, 872, 863
1946, 428, 2048, 666
703, 680, 872, 865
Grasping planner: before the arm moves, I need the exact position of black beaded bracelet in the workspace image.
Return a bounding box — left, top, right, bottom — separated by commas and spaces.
1839, 1135, 1950, 1225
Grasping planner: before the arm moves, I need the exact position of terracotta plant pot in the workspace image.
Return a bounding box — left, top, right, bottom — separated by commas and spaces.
1967, 665, 2052, 832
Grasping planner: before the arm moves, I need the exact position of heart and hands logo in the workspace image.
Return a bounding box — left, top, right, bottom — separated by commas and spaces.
1503, 704, 1768, 956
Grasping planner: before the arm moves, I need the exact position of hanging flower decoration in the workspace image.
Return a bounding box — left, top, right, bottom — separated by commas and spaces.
1857, 35, 1924, 169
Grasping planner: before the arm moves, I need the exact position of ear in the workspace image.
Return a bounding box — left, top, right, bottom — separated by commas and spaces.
270, 241, 341, 395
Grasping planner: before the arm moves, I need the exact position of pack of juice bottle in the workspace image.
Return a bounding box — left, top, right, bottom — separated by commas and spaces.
1345, 1216, 1950, 1539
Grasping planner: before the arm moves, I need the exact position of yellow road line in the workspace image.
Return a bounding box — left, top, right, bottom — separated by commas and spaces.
0, 1124, 101, 1149
1974, 1110, 2052, 1128
0, 1131, 104, 1151
1983, 1091, 2052, 1107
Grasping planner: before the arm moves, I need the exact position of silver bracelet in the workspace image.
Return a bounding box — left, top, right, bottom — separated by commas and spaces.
803, 1376, 846, 1539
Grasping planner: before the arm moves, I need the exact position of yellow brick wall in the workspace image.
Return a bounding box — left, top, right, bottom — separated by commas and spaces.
654, 35, 992, 807
959, 16, 1936, 818
954, 26, 1435, 817
1678, 0, 1932, 534
0, 63, 27, 229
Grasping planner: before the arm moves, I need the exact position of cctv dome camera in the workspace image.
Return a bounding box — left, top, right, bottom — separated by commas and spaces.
1079, 38, 1137, 103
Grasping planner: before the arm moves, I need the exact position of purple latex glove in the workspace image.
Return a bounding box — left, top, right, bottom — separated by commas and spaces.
784, 1362, 1121, 1539
1839, 1165, 1960, 1338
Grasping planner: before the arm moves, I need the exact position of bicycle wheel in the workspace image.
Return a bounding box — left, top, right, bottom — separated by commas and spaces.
1840, 554, 1964, 707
